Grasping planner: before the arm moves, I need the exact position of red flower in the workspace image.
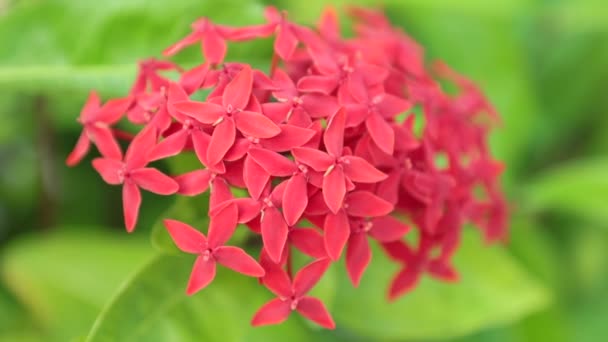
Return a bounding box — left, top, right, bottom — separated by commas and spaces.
252, 258, 335, 329
92, 128, 178, 231
164, 206, 265, 295
73, 5, 507, 331
67, 91, 130, 166
173, 65, 281, 165
292, 108, 387, 213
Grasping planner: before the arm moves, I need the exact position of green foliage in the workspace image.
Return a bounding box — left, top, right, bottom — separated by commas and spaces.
0, 228, 153, 341
332, 230, 549, 340
86, 254, 337, 342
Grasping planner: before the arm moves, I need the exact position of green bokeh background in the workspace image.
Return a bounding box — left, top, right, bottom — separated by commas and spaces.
0, 0, 607, 341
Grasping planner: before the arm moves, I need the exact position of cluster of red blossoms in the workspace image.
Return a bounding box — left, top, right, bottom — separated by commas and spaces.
68, 7, 507, 329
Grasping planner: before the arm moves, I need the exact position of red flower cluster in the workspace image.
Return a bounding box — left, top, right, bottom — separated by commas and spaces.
68, 6, 507, 329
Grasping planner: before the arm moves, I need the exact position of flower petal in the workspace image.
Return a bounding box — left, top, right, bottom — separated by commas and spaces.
207, 118, 236, 166
235, 110, 281, 138
243, 156, 270, 200
297, 75, 338, 94
289, 227, 326, 258
202, 29, 227, 64
66, 131, 90, 167
346, 233, 371, 287
296, 297, 335, 329
275, 26, 298, 60
345, 191, 393, 217
163, 31, 202, 56
293, 258, 331, 296
223, 64, 252, 109
163, 219, 207, 253
175, 169, 212, 196
322, 166, 346, 214
122, 181, 141, 233
369, 216, 410, 242
88, 126, 123, 161
366, 112, 395, 155
131, 168, 179, 195
214, 246, 265, 277
251, 298, 291, 327
323, 108, 345, 157
149, 130, 189, 161
248, 148, 296, 177
342, 156, 387, 183
323, 210, 350, 260
261, 124, 316, 152
291, 147, 333, 172
186, 256, 217, 295
261, 207, 289, 263
207, 202, 238, 248
173, 101, 224, 124
283, 174, 308, 226
388, 267, 420, 301
427, 260, 459, 282
92, 158, 123, 185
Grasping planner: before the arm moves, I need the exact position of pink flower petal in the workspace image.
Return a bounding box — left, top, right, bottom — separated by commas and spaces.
223, 64, 252, 109
283, 174, 308, 226
163, 31, 202, 56
322, 166, 346, 214
202, 29, 227, 64
175, 169, 211, 196
163, 219, 207, 253
369, 216, 410, 242
275, 26, 298, 60
149, 130, 189, 161
345, 191, 393, 217
289, 227, 326, 258
131, 168, 179, 195
296, 297, 335, 329
301, 94, 339, 118
291, 147, 334, 172
261, 207, 289, 263
346, 233, 371, 287
293, 258, 331, 296
173, 101, 224, 124
122, 181, 141, 233
251, 298, 291, 327
366, 112, 395, 155
66, 132, 91, 166
243, 156, 270, 200
208, 201, 238, 248
207, 117, 236, 166
248, 148, 297, 176
427, 260, 459, 282
323, 108, 345, 157
388, 267, 420, 301
297, 75, 338, 94
323, 210, 350, 260
235, 110, 281, 138
88, 126, 123, 161
92, 158, 123, 185
80, 91, 101, 122
186, 256, 217, 295
342, 156, 387, 183
214, 246, 265, 277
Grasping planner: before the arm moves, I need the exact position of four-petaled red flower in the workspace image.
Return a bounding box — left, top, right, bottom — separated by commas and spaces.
252, 258, 335, 329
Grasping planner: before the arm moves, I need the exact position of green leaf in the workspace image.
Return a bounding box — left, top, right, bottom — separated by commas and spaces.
86, 254, 337, 342
0, 227, 153, 341
332, 230, 550, 340
522, 159, 608, 224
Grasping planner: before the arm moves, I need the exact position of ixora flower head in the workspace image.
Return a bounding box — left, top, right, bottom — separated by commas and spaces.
68, 6, 507, 329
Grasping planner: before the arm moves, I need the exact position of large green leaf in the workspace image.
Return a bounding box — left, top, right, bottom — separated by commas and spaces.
331, 230, 550, 340
86, 254, 340, 342
522, 159, 608, 224
0, 228, 153, 341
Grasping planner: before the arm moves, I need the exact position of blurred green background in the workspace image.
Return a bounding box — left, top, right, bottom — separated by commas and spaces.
1, 0, 607, 341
